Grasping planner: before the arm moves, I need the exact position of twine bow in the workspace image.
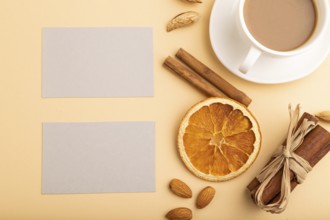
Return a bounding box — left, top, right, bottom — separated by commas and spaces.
254, 105, 317, 214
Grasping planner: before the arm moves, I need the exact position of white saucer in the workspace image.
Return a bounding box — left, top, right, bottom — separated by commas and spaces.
209, 0, 330, 84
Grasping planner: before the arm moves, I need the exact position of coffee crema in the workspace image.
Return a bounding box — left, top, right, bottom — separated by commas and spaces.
243, 0, 317, 51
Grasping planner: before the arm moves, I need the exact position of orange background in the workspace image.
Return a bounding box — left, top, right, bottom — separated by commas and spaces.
0, 0, 329, 219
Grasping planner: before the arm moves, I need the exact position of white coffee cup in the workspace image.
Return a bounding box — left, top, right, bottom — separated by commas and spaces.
238, 0, 329, 74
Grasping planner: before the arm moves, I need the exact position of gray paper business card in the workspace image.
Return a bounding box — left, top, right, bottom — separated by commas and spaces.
42, 27, 154, 97
42, 122, 155, 194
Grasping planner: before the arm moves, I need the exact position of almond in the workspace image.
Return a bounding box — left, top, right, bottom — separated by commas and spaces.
166, 11, 200, 32
165, 207, 192, 220
316, 111, 330, 123
169, 178, 192, 198
196, 186, 216, 209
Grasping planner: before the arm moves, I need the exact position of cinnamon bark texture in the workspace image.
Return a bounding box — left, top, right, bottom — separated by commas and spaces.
247, 112, 330, 206
164, 49, 252, 106
175, 48, 251, 106
164, 56, 226, 98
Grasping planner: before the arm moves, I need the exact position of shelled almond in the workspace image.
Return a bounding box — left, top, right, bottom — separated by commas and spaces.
165, 207, 192, 220
169, 178, 192, 198
196, 186, 216, 209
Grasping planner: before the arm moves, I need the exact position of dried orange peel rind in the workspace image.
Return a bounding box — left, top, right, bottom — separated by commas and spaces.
178, 97, 261, 181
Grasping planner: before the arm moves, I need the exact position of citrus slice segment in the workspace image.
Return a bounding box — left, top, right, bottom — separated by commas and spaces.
178, 97, 261, 181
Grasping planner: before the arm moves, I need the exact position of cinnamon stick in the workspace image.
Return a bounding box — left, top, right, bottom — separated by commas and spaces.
247, 113, 317, 193
247, 113, 330, 205
176, 48, 252, 106
270, 141, 330, 204
164, 56, 226, 98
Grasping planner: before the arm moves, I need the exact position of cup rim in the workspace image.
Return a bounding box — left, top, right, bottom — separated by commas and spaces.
238, 0, 329, 57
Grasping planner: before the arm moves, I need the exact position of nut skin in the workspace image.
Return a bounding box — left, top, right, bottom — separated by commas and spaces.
166, 11, 200, 32
316, 111, 330, 123
165, 207, 193, 220
169, 178, 192, 198
196, 186, 216, 209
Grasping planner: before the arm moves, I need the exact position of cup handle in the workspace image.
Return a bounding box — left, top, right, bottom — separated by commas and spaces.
239, 46, 262, 74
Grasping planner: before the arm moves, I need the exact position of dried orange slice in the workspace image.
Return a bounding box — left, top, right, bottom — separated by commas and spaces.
178, 97, 261, 181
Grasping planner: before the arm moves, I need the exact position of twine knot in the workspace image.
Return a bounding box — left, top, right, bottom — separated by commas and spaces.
253, 104, 317, 214
282, 149, 292, 159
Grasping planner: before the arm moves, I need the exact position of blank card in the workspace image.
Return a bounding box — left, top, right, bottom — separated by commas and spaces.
42, 27, 154, 97
42, 122, 155, 194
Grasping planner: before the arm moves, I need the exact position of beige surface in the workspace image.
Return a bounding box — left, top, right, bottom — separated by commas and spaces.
0, 0, 330, 219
